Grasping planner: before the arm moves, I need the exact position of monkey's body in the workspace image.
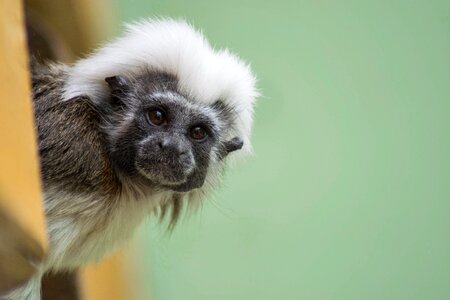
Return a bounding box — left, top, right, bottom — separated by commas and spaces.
32, 62, 156, 271
2, 19, 257, 300
33, 63, 118, 196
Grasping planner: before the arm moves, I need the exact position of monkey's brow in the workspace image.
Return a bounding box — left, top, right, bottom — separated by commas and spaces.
148, 91, 209, 111
150, 91, 184, 101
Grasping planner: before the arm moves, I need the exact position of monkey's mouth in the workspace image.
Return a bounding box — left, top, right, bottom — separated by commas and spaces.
135, 160, 193, 186
136, 163, 206, 193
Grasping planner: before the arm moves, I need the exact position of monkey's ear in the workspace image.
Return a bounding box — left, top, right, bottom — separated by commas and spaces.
105, 75, 130, 107
220, 137, 244, 159
105, 75, 130, 92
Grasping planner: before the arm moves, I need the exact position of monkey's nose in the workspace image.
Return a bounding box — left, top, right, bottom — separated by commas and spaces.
158, 138, 187, 157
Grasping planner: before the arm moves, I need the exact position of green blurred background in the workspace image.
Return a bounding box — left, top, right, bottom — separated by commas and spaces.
114, 1, 450, 299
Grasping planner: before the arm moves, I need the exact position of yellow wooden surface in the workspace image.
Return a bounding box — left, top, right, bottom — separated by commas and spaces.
0, 0, 48, 292
80, 252, 136, 300
26, 0, 114, 62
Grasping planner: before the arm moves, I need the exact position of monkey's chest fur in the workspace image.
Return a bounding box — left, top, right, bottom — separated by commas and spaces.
32, 64, 164, 271
42, 188, 159, 271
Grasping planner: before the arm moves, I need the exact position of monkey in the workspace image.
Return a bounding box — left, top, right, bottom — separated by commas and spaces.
1, 19, 257, 300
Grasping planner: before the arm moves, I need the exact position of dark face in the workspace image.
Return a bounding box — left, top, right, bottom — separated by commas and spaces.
103, 72, 242, 193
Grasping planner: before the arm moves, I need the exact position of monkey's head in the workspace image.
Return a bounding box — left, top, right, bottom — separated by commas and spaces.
63, 18, 257, 212
103, 71, 243, 193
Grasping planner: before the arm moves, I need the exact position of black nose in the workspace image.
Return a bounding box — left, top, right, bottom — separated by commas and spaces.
158, 138, 187, 157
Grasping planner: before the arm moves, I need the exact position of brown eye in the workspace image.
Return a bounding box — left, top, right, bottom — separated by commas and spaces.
147, 109, 166, 126
190, 126, 208, 141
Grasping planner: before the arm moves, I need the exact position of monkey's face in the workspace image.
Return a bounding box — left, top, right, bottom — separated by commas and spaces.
134, 98, 219, 192
104, 72, 243, 193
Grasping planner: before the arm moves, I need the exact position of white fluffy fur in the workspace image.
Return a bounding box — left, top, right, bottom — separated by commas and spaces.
64, 18, 258, 154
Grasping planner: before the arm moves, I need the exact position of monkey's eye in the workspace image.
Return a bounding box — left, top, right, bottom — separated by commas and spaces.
147, 109, 167, 126
189, 126, 208, 141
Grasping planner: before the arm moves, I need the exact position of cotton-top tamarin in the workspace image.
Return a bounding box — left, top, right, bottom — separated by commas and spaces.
2, 19, 257, 300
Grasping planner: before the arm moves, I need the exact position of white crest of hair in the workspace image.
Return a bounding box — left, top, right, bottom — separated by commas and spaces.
63, 18, 258, 154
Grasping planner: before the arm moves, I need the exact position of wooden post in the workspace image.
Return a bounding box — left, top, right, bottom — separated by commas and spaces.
0, 0, 48, 293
